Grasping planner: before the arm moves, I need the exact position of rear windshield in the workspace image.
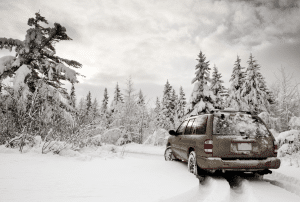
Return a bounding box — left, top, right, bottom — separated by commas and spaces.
213, 113, 270, 137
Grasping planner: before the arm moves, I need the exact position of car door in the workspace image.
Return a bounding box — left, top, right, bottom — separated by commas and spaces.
180, 116, 208, 161
178, 118, 195, 161
171, 120, 188, 159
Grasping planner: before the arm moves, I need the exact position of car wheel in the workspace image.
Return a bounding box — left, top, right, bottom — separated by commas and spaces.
188, 151, 198, 175
164, 147, 176, 161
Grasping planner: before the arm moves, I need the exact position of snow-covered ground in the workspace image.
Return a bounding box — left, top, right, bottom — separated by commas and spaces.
1, 144, 300, 202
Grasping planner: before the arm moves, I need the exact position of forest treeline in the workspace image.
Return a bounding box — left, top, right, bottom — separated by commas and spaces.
1, 13, 299, 153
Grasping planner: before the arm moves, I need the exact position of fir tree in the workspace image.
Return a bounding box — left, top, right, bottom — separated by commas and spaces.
101, 88, 109, 115
160, 80, 174, 130
154, 97, 161, 127
188, 51, 215, 115
227, 55, 245, 110
0, 12, 81, 103
111, 82, 123, 113
137, 89, 145, 106
70, 83, 76, 108
210, 65, 225, 109
240, 54, 270, 113
86, 91, 92, 112
176, 86, 186, 122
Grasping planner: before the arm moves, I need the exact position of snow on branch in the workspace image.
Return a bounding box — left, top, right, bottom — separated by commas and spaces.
0, 56, 16, 75
55, 63, 77, 83
13, 64, 31, 92
0, 38, 24, 51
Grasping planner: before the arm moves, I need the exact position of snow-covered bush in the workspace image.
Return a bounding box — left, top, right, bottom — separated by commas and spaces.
276, 130, 300, 146
276, 130, 300, 157
143, 128, 169, 146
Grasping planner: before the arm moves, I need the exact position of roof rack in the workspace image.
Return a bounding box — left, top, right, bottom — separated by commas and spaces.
210, 109, 255, 115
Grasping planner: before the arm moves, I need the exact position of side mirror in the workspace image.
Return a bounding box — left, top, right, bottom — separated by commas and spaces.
169, 130, 177, 136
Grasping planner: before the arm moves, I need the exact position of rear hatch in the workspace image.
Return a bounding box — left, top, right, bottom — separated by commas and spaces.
212, 112, 274, 159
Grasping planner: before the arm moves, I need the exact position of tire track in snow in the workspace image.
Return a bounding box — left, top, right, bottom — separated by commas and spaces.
264, 171, 300, 198
242, 177, 300, 202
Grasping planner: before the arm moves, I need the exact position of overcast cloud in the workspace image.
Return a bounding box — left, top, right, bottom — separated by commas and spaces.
0, 0, 300, 106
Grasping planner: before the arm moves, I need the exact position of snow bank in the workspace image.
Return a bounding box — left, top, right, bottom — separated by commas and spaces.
116, 143, 165, 155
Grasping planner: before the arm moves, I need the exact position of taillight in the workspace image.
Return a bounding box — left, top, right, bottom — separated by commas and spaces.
204, 139, 213, 154
274, 144, 278, 154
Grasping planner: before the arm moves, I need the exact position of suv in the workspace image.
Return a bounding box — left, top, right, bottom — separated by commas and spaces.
164, 110, 280, 182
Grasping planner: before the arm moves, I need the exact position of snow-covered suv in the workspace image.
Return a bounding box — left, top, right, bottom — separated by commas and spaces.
164, 110, 280, 182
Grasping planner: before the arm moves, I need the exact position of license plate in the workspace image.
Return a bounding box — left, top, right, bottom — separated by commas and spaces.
237, 143, 252, 151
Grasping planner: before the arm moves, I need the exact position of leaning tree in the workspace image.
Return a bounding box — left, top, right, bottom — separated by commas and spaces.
0, 13, 82, 148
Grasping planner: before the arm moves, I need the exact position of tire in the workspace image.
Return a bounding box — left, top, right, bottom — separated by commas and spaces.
188, 151, 207, 184
188, 151, 198, 175
164, 147, 177, 161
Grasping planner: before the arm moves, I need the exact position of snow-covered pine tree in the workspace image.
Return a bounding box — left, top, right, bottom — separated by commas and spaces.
227, 55, 245, 110
0, 13, 81, 106
70, 83, 76, 108
188, 51, 215, 115
137, 89, 145, 106
210, 64, 225, 109
86, 91, 92, 112
176, 86, 186, 123
100, 88, 109, 116
240, 54, 270, 113
110, 83, 123, 113
159, 80, 174, 130
154, 97, 161, 127
100, 88, 110, 128
171, 89, 178, 126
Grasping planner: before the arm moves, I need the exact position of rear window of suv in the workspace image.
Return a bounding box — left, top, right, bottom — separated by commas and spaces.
213, 112, 270, 137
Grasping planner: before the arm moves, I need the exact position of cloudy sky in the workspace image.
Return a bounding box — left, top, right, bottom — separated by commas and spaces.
0, 0, 300, 106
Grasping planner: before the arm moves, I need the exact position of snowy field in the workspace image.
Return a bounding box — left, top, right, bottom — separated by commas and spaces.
1, 144, 300, 202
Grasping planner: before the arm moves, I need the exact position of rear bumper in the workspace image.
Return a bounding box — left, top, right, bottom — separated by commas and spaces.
197, 157, 281, 171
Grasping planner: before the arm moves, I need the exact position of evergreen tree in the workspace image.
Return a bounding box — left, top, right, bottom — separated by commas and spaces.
188, 51, 215, 115
240, 54, 270, 113
227, 55, 245, 110
70, 83, 76, 108
160, 80, 174, 130
111, 82, 123, 113
154, 97, 161, 127
137, 89, 145, 106
100, 88, 109, 115
86, 91, 92, 112
0, 12, 81, 104
171, 88, 178, 125
210, 64, 225, 109
176, 86, 186, 122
